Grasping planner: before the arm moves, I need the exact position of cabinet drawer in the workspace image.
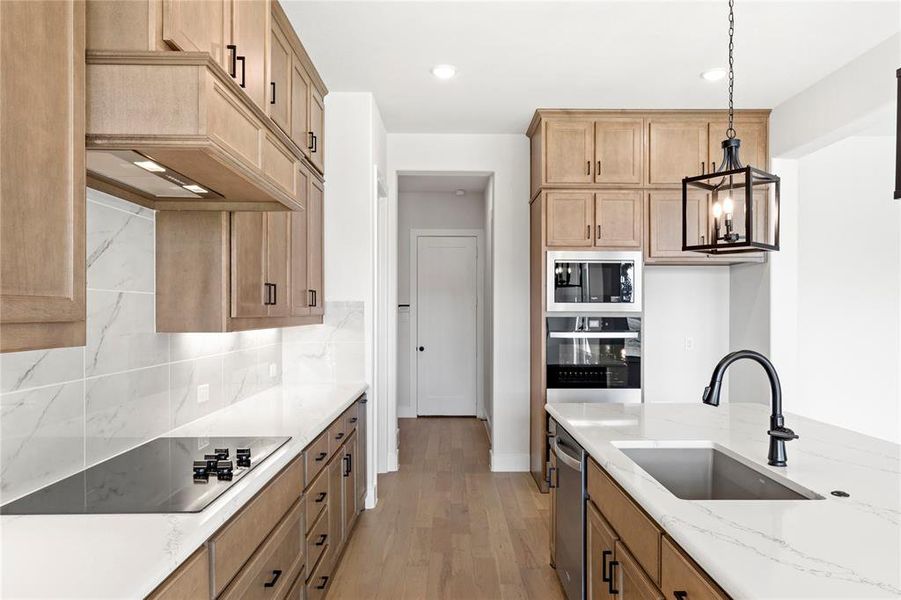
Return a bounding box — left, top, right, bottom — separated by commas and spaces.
344, 402, 359, 434
209, 456, 304, 596
306, 504, 330, 573
328, 414, 348, 457
147, 546, 209, 600
615, 540, 663, 600
285, 569, 306, 600
587, 458, 662, 583
306, 544, 332, 600
304, 431, 330, 487
661, 537, 728, 600
220, 499, 305, 600
305, 465, 329, 534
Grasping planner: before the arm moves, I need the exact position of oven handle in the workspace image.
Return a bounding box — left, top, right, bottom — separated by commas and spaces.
551, 437, 583, 471
549, 332, 639, 339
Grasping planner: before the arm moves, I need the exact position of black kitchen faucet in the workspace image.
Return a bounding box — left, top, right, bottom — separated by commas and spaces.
702, 350, 799, 467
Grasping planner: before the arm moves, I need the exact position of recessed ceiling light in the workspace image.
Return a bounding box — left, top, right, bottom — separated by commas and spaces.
133, 159, 166, 172
182, 184, 208, 194
455, 189, 465, 196
700, 68, 727, 82
431, 64, 457, 80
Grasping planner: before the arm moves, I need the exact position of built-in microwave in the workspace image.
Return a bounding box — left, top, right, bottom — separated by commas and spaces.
546, 251, 642, 313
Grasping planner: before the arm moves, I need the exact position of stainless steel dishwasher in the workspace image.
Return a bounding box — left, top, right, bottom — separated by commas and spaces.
549, 418, 586, 600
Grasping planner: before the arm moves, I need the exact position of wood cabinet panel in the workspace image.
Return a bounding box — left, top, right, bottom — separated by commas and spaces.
342, 430, 359, 537
354, 399, 367, 511
305, 505, 330, 578
614, 540, 664, 600
545, 191, 594, 247
209, 456, 303, 597
647, 190, 709, 260
0, 0, 86, 352
586, 501, 617, 600
548, 442, 556, 565
162, 0, 227, 67
587, 458, 662, 584
306, 541, 332, 600
268, 16, 291, 133
648, 120, 708, 185
290, 54, 311, 156
307, 177, 325, 315
661, 537, 728, 600
594, 118, 643, 184
530, 197, 548, 492
595, 191, 642, 248
309, 87, 325, 173
266, 211, 291, 317
305, 465, 329, 535
219, 499, 304, 600
261, 133, 296, 197
545, 120, 594, 184
147, 546, 210, 600
327, 450, 343, 561
328, 411, 349, 457
231, 212, 268, 318
304, 431, 330, 487
290, 207, 311, 316
231, 0, 268, 111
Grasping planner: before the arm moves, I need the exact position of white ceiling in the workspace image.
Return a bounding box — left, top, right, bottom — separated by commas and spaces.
398, 173, 490, 193
282, 1, 900, 134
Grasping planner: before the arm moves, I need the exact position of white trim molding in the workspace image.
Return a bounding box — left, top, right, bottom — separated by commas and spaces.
489, 450, 530, 472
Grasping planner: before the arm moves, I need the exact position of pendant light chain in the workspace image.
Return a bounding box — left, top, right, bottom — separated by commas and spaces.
727, 0, 736, 139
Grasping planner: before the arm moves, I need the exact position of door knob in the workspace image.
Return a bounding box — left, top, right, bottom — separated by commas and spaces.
418, 346, 424, 352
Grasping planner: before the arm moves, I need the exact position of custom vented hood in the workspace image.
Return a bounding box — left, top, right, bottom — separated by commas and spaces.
86, 51, 305, 211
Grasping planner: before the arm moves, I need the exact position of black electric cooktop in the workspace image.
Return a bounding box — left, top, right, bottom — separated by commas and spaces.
0, 436, 290, 515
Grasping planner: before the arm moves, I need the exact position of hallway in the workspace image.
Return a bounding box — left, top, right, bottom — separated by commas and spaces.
329, 418, 564, 599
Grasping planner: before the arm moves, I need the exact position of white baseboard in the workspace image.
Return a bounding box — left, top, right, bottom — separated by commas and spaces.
387, 449, 399, 472
397, 406, 416, 418
489, 450, 530, 472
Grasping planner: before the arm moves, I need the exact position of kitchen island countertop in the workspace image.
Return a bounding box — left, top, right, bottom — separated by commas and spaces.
1, 381, 367, 599
547, 402, 901, 599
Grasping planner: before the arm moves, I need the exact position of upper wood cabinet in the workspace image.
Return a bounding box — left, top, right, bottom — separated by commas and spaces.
545, 191, 642, 249
540, 117, 643, 189
545, 120, 595, 185
546, 191, 595, 247
162, 0, 229, 69
231, 0, 268, 111
309, 87, 325, 173
647, 119, 709, 185
291, 54, 312, 157
268, 15, 292, 133
156, 164, 325, 332
1, 0, 86, 353
647, 190, 708, 260
707, 120, 768, 172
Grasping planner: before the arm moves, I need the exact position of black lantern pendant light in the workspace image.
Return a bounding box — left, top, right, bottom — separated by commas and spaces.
683, 0, 780, 254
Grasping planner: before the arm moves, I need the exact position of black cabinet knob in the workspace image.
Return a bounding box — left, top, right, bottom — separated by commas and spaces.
418, 346, 424, 352
315, 533, 328, 546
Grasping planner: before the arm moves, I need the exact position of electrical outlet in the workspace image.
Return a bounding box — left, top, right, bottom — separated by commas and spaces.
269, 363, 278, 378
197, 383, 210, 404
684, 337, 695, 351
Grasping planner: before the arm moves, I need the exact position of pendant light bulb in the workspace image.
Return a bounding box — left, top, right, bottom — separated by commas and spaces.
712, 202, 723, 219
722, 196, 734, 217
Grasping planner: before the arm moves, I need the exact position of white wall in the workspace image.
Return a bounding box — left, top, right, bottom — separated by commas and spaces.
387, 134, 529, 471
322, 92, 387, 505
396, 191, 486, 304
643, 266, 731, 403
395, 190, 486, 419
728, 262, 771, 404
792, 136, 900, 442
483, 182, 495, 434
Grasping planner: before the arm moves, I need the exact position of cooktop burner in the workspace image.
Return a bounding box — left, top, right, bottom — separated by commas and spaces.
0, 436, 290, 515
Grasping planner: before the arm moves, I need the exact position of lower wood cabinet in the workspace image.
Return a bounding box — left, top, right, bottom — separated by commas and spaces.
155, 164, 324, 332
584, 458, 729, 600
148, 396, 367, 600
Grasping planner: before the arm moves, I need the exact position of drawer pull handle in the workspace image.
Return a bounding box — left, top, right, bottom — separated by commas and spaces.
227, 44, 237, 78
350, 417, 358, 424
315, 533, 328, 546
270, 81, 276, 105
315, 491, 327, 503
263, 569, 282, 588
601, 549, 612, 582
607, 560, 619, 595
343, 453, 352, 477
315, 451, 327, 462
236, 55, 246, 88
335, 432, 345, 441
315, 576, 329, 590
674, 593, 688, 600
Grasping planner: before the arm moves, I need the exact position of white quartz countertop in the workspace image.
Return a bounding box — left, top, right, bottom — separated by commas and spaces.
546, 402, 901, 599
1, 381, 367, 599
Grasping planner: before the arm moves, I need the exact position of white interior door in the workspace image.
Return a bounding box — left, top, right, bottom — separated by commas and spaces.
416, 236, 478, 416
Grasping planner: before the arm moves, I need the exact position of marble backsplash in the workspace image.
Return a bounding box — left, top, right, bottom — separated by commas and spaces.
281, 301, 365, 385
0, 190, 284, 503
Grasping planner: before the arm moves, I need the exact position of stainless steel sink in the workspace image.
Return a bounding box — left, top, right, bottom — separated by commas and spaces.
613, 442, 822, 501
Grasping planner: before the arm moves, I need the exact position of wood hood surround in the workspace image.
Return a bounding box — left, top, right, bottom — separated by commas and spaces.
86, 51, 316, 211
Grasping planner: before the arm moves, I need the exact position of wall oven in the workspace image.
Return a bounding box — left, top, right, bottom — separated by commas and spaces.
547, 251, 642, 313
546, 315, 641, 404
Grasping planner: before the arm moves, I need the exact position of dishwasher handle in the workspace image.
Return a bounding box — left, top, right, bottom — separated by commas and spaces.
551, 437, 583, 471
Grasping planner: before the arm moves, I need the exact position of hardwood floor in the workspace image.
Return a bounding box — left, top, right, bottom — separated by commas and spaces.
328, 417, 565, 600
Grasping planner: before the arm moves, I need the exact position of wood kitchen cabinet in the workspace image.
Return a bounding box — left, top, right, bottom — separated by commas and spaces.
0, 0, 86, 353
707, 120, 768, 173
291, 54, 312, 157
161, 0, 229, 68
342, 430, 359, 536
660, 537, 729, 600
156, 165, 324, 332
647, 119, 709, 185
586, 497, 615, 600
268, 14, 292, 133
309, 87, 325, 173
231, 0, 268, 111
540, 117, 643, 189
614, 540, 664, 600
545, 191, 642, 249
147, 546, 210, 600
